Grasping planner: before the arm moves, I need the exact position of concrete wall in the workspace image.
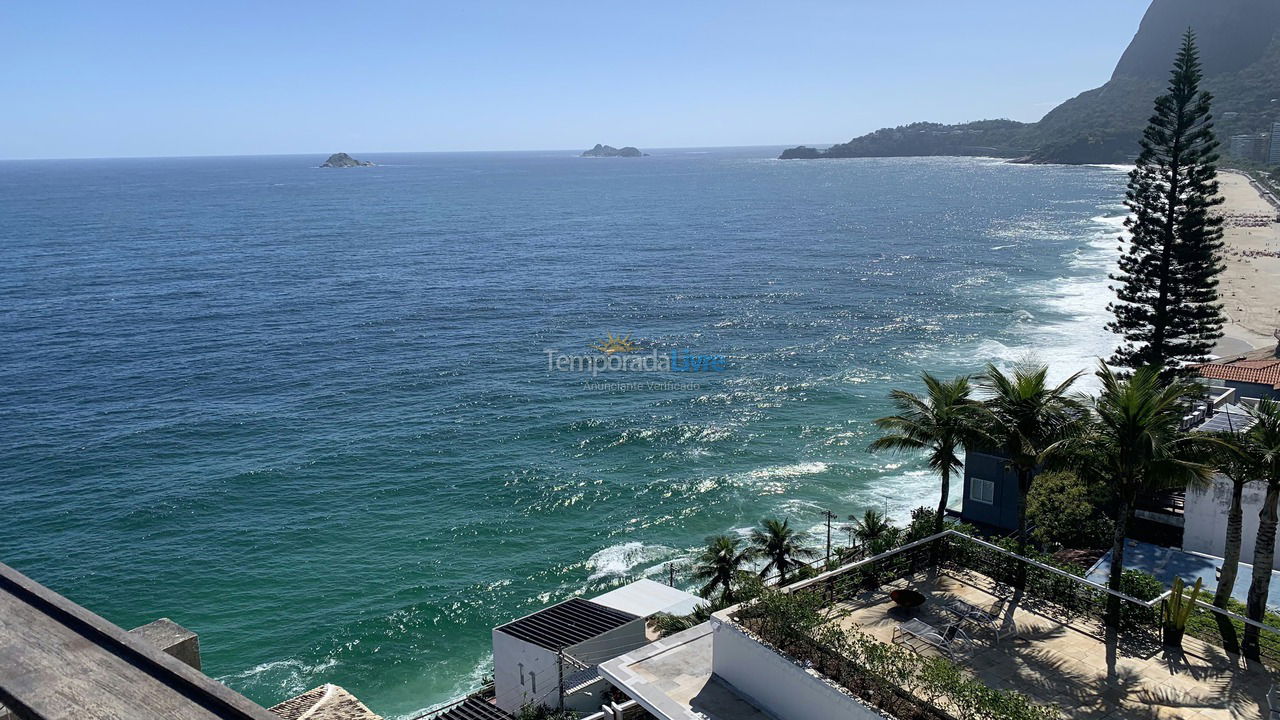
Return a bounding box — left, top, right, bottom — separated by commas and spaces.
567, 620, 647, 666
1184, 474, 1280, 570
961, 451, 1022, 531
128, 618, 201, 671
564, 677, 614, 714
1220, 379, 1280, 402
562, 621, 648, 713
710, 619, 889, 720
492, 630, 560, 714
494, 620, 647, 715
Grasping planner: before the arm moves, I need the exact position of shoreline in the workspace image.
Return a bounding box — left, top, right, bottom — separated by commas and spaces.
1215, 171, 1280, 355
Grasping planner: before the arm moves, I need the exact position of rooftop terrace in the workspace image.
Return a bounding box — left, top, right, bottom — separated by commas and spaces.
606, 531, 1280, 720
836, 568, 1268, 718
600, 624, 769, 720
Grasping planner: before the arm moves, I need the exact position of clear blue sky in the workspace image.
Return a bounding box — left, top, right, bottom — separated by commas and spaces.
0, 1, 1151, 159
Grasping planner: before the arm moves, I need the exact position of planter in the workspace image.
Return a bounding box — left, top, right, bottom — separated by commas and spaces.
1163, 623, 1186, 648
890, 589, 926, 609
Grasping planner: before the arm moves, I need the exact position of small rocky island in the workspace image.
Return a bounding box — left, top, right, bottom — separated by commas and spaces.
778, 146, 823, 159
320, 152, 374, 168
581, 144, 647, 157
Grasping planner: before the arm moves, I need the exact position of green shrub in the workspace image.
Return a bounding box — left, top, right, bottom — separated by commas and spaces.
1116, 569, 1163, 600
903, 506, 940, 543
1184, 597, 1280, 666
745, 590, 1061, 720
1113, 569, 1162, 627
1026, 471, 1113, 550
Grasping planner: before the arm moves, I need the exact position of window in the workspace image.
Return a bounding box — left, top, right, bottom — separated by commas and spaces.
970, 478, 995, 505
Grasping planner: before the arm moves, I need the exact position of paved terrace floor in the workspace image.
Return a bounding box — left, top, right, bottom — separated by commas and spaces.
832, 569, 1272, 720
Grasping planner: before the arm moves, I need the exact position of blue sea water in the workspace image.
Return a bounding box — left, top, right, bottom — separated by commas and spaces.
0, 148, 1128, 717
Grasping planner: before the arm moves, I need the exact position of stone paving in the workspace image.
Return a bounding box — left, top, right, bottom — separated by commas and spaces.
832, 569, 1273, 719
600, 623, 770, 720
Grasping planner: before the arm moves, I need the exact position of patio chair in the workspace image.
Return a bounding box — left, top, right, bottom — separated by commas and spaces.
892, 618, 974, 658
943, 597, 1013, 643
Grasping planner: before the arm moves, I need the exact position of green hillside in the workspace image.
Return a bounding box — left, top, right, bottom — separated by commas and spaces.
781, 0, 1280, 164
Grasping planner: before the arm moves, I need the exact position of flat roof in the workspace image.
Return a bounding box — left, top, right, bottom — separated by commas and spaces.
1193, 404, 1258, 433
1087, 538, 1280, 611
0, 561, 279, 720
599, 624, 769, 720
495, 597, 638, 651
592, 579, 702, 618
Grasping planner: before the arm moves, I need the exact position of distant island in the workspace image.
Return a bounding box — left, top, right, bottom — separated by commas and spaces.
320, 153, 374, 168
780, 0, 1280, 164
581, 144, 647, 157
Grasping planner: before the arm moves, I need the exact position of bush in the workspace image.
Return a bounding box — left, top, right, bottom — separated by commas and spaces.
1114, 569, 1163, 627
1026, 471, 1113, 550
744, 591, 1061, 720
1184, 597, 1280, 667
903, 506, 941, 543
1116, 569, 1163, 600
516, 704, 577, 720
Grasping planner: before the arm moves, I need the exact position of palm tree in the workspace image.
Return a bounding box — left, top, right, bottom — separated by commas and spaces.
691, 535, 753, 603
851, 509, 899, 555
750, 518, 817, 585
979, 361, 1085, 552
1239, 399, 1280, 659
651, 603, 715, 637
871, 373, 989, 536
1046, 363, 1211, 625
1208, 436, 1256, 611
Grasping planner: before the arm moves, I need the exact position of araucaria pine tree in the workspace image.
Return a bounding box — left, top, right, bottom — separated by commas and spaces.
1108, 30, 1225, 376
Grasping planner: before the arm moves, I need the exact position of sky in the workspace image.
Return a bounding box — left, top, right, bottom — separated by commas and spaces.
0, 1, 1153, 160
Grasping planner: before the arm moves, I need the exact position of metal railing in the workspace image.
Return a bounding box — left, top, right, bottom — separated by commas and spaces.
757, 530, 1280, 664
727, 530, 1280, 720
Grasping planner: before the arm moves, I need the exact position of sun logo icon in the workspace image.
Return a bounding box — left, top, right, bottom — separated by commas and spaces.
590, 333, 641, 354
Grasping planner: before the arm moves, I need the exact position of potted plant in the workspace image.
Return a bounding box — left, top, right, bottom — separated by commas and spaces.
1162, 576, 1203, 648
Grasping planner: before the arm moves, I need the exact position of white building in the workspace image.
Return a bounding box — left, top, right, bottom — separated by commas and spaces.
490, 580, 702, 716
492, 597, 646, 714
1184, 474, 1280, 570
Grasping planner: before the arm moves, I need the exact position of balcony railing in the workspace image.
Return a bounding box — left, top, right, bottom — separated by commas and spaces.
728, 529, 1280, 720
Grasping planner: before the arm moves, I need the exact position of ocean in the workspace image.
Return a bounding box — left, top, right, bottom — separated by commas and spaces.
0, 147, 1128, 718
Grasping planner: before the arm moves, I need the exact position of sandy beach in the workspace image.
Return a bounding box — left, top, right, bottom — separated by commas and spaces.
1215, 171, 1280, 355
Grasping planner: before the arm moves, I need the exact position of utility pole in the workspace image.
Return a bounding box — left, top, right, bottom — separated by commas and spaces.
666, 562, 676, 587
822, 510, 837, 563
557, 650, 565, 711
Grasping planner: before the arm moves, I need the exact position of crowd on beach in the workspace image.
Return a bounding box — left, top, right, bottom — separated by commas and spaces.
1222, 211, 1280, 228
1223, 245, 1280, 260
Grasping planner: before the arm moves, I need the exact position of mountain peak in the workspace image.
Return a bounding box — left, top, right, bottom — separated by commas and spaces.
1111, 0, 1280, 80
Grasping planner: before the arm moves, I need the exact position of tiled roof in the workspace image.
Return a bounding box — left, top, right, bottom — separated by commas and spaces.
1197, 347, 1280, 388
495, 597, 638, 651
270, 684, 382, 720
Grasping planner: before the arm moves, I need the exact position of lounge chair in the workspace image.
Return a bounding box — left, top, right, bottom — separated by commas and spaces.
892, 618, 974, 658
943, 598, 1011, 643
